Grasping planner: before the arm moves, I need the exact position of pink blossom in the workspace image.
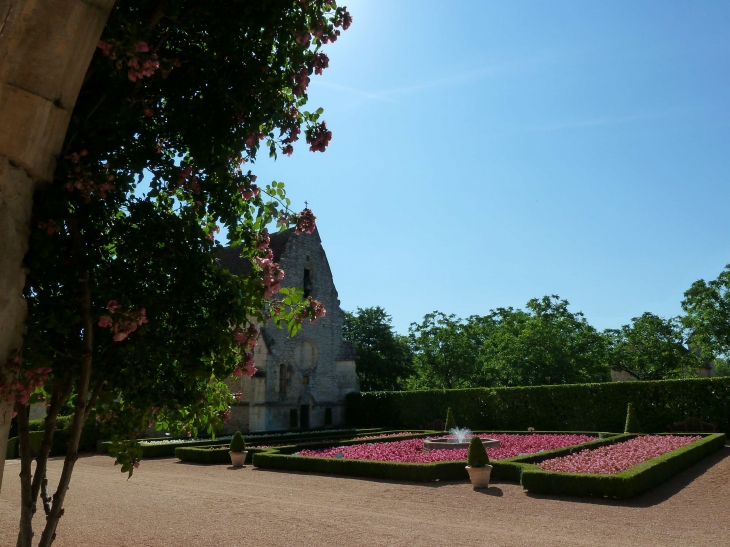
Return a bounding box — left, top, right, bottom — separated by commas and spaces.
298, 434, 595, 463
295, 31, 311, 45
312, 52, 329, 75
144, 108, 154, 117
97, 41, 114, 56
306, 121, 332, 153
98, 316, 113, 328
538, 435, 701, 475
134, 41, 150, 53
256, 229, 270, 250
107, 300, 122, 313
295, 208, 317, 234
292, 68, 309, 97
113, 332, 129, 342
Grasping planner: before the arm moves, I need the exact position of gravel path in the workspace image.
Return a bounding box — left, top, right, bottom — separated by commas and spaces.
1, 447, 729, 547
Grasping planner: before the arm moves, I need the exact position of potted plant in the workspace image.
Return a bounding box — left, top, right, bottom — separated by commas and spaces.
465, 436, 492, 489
229, 431, 248, 467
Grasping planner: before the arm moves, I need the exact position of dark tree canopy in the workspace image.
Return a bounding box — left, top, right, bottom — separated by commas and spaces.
343, 307, 413, 391
603, 312, 702, 381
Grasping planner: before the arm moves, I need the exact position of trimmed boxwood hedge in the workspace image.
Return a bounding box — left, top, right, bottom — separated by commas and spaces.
6, 415, 106, 459
175, 445, 274, 465
253, 452, 471, 481
6, 431, 61, 459
6, 436, 18, 459
346, 377, 730, 434
101, 428, 388, 458
519, 433, 727, 498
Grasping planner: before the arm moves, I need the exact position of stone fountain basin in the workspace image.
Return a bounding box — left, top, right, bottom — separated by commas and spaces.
423, 437, 500, 451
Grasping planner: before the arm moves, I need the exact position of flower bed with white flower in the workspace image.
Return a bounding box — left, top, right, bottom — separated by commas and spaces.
536, 434, 701, 474
297, 434, 595, 463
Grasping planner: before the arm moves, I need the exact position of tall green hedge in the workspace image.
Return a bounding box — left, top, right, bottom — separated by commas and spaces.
346, 377, 730, 433
6, 416, 105, 459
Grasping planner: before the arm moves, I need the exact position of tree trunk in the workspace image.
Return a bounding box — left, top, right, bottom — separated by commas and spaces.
15, 402, 34, 547
0, 0, 115, 493
36, 267, 94, 547
0, 397, 13, 495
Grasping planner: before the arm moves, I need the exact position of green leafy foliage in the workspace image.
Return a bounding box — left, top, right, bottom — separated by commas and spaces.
346, 377, 730, 434
467, 436, 489, 467
445, 407, 456, 430
406, 297, 610, 390
343, 307, 413, 391
230, 431, 246, 452
624, 403, 641, 433
603, 313, 703, 380
407, 312, 487, 389
681, 264, 730, 371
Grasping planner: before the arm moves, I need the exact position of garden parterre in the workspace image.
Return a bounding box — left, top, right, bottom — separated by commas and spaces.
297, 434, 595, 463
537, 434, 702, 474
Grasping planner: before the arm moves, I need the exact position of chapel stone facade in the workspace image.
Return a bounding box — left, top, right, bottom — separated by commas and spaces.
217, 228, 359, 432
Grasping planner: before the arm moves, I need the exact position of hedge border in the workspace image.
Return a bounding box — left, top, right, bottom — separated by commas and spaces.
175, 445, 275, 465
101, 428, 387, 458
519, 433, 727, 498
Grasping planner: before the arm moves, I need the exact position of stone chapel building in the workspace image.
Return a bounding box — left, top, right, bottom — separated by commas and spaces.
216, 228, 359, 432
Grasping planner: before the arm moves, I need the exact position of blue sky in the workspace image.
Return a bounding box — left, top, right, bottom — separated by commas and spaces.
246, 0, 730, 334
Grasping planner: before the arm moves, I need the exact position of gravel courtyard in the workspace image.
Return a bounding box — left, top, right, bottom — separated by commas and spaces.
1, 446, 729, 547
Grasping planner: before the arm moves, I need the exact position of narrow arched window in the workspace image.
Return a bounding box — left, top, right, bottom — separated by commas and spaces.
279, 364, 287, 394
303, 268, 312, 298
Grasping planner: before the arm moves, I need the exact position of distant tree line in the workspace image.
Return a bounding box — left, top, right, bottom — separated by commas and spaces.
343, 265, 730, 391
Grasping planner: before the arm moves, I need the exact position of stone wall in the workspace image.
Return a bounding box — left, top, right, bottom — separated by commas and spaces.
262, 229, 349, 430
0, 0, 114, 492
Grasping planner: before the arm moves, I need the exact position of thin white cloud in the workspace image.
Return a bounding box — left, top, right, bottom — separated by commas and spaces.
313, 66, 501, 112
517, 113, 650, 132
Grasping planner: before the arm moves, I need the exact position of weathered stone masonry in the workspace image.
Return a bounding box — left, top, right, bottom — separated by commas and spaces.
218, 228, 359, 432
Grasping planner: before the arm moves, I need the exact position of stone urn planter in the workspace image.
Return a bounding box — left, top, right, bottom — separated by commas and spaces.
465, 436, 492, 489
229, 431, 247, 467
466, 464, 493, 489
229, 450, 248, 467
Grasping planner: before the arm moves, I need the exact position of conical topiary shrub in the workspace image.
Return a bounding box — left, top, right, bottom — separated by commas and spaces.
467, 436, 490, 467
624, 403, 641, 433
230, 431, 246, 452
445, 407, 456, 431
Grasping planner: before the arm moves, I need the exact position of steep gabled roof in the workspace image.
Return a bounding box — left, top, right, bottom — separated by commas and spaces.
216, 228, 295, 276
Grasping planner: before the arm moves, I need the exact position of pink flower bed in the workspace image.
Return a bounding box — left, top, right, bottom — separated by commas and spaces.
297, 434, 595, 463
538, 435, 701, 475
255, 432, 420, 448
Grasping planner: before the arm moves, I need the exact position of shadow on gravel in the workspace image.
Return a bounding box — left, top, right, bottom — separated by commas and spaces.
524, 445, 730, 508
475, 486, 504, 497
